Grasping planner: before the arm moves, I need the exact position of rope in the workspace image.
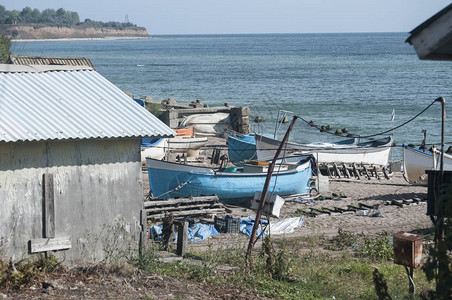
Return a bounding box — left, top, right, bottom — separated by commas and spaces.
154, 181, 189, 199
294, 98, 439, 139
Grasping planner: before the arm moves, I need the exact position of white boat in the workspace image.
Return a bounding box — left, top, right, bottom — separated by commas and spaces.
141, 135, 208, 164
402, 144, 452, 185
167, 136, 208, 157
141, 138, 168, 165
254, 134, 392, 166
180, 113, 231, 136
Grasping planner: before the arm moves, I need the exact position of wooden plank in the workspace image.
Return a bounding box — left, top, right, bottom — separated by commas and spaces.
139, 209, 148, 255
30, 236, 71, 253
391, 200, 405, 208
148, 208, 226, 220
143, 196, 220, 207
43, 173, 55, 238
359, 203, 374, 209
144, 203, 224, 214
310, 208, 331, 215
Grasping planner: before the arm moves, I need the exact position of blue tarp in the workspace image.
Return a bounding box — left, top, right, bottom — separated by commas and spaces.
149, 223, 219, 243
188, 223, 219, 242
239, 216, 268, 237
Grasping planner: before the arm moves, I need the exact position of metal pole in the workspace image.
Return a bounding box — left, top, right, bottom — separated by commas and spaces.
274, 110, 281, 139
246, 116, 298, 259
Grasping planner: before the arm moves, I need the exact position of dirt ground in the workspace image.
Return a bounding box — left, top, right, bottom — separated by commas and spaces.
2, 269, 271, 300
3, 165, 432, 299
185, 171, 431, 253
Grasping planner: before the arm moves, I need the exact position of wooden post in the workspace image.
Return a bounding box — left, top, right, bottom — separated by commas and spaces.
139, 209, 148, 256
176, 221, 188, 257
43, 173, 55, 238
246, 116, 298, 259
434, 97, 446, 294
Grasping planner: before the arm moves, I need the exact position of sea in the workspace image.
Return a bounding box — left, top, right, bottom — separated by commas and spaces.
12, 33, 452, 161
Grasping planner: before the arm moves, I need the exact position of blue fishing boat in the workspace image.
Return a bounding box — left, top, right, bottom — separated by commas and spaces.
228, 134, 258, 166
146, 157, 312, 201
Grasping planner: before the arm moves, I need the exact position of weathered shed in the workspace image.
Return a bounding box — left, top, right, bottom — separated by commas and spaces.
0, 64, 175, 263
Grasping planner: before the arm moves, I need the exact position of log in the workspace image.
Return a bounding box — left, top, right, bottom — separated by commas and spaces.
144, 203, 224, 214
144, 196, 220, 208
148, 208, 226, 220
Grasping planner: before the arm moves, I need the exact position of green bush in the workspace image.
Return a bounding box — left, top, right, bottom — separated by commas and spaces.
0, 35, 11, 63
357, 232, 393, 262
146, 103, 163, 118
0, 255, 61, 289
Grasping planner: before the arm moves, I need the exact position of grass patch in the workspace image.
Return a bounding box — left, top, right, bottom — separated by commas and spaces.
0, 255, 62, 290
135, 231, 434, 299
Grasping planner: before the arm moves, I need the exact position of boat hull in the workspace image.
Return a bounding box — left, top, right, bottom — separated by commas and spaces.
146, 158, 312, 200
255, 134, 392, 166
402, 144, 452, 185
228, 134, 258, 166
180, 113, 231, 136
141, 138, 168, 163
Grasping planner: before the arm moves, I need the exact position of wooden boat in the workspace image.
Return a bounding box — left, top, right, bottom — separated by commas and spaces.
180, 113, 231, 136
402, 144, 452, 185
254, 134, 392, 166
146, 157, 312, 200
167, 136, 208, 157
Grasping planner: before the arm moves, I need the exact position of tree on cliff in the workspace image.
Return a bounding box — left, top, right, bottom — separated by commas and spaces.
0, 6, 135, 28
0, 34, 11, 63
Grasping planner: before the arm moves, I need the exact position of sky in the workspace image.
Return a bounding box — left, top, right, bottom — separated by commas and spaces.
2, 0, 451, 35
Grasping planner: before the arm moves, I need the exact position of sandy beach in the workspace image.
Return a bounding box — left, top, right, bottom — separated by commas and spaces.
143, 162, 431, 251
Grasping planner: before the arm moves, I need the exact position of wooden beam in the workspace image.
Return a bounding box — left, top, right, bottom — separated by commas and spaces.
148, 208, 226, 220
143, 196, 220, 207
30, 236, 71, 253
43, 173, 55, 238
175, 221, 188, 257
143, 203, 223, 214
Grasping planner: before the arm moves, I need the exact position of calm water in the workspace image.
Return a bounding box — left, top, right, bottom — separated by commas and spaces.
13, 33, 452, 160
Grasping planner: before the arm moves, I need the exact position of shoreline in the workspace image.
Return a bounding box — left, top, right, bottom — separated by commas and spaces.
12, 36, 152, 43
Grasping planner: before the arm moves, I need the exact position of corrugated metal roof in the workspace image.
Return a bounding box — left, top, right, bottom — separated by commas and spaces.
0, 64, 175, 142
406, 3, 452, 43
10, 55, 95, 69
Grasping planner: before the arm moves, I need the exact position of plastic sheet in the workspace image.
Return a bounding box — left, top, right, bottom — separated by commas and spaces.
266, 217, 303, 234
187, 223, 220, 242
149, 223, 219, 243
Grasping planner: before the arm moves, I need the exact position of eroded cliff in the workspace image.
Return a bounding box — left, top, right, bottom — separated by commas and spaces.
4, 24, 150, 40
